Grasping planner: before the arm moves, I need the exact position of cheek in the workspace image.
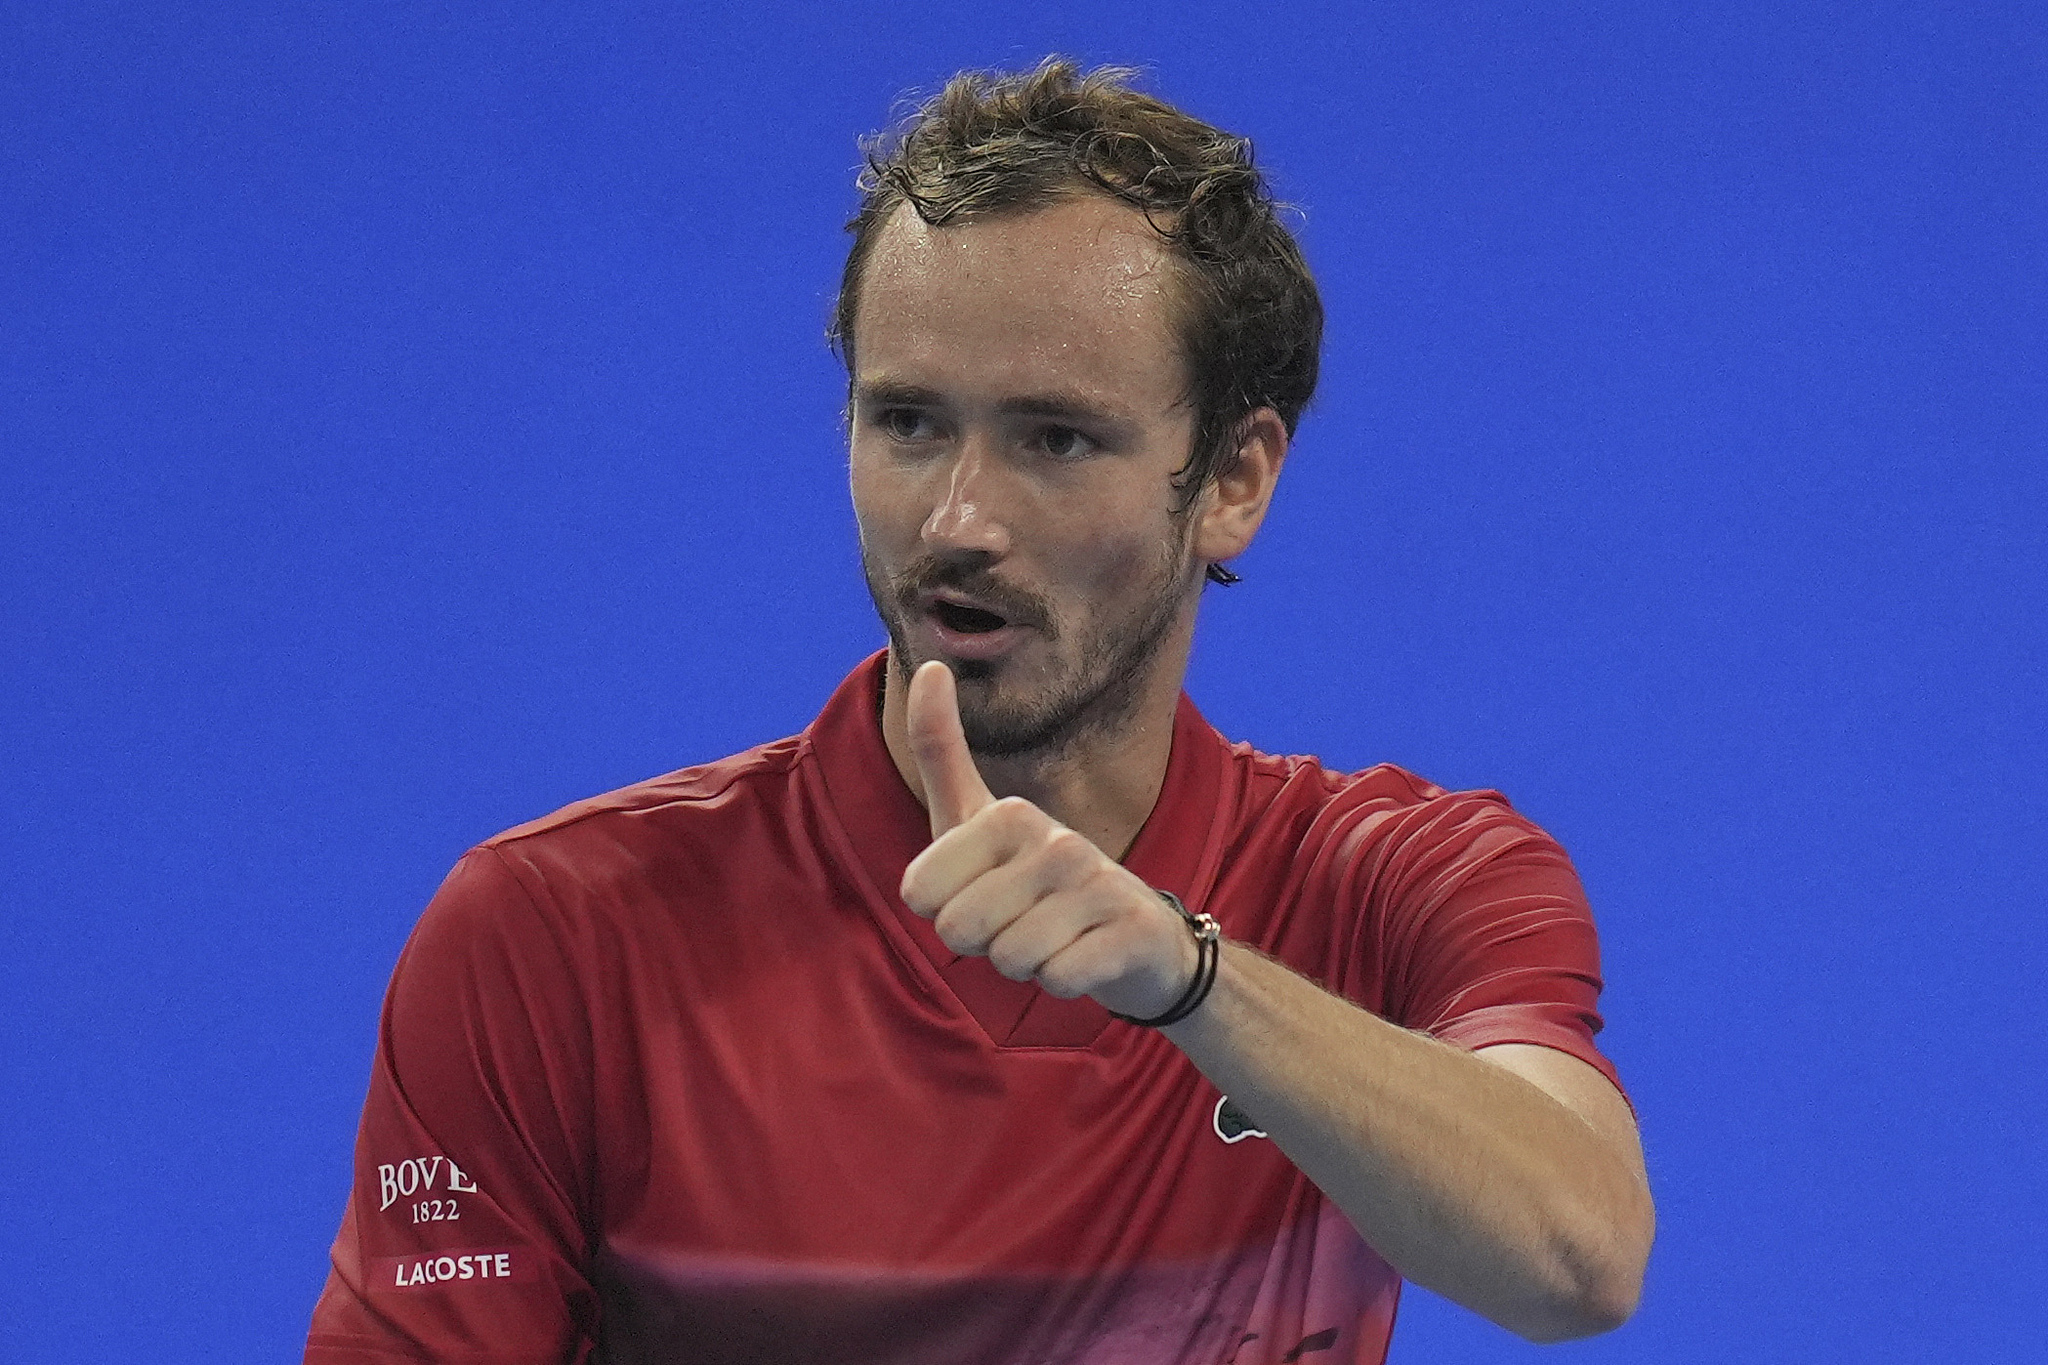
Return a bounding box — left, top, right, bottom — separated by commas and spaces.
1061, 526, 1169, 604
847, 451, 918, 547
845, 442, 880, 509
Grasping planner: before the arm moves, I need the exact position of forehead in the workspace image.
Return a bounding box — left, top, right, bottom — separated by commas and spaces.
854, 194, 1188, 409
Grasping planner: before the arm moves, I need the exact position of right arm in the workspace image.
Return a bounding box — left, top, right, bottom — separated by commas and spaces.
305, 848, 598, 1365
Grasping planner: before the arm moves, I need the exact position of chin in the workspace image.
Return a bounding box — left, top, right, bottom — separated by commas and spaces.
959, 664, 1151, 760
952, 657, 999, 684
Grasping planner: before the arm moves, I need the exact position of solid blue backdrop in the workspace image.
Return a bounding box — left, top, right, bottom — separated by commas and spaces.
3, 1, 2042, 1360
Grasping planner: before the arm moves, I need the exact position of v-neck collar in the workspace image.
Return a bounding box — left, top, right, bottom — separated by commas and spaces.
801, 652, 1238, 1049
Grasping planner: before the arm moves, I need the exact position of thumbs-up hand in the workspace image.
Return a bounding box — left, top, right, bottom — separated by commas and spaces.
904, 658, 998, 838
899, 660, 1198, 1020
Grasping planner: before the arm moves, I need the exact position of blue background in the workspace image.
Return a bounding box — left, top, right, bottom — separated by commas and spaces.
4, 1, 2042, 1359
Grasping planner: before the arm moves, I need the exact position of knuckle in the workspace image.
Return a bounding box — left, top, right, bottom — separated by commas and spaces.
990, 796, 1040, 834
1077, 866, 1136, 916
1044, 952, 1118, 1001
987, 942, 1034, 981
933, 909, 981, 956
1043, 828, 1095, 871
1034, 958, 1086, 998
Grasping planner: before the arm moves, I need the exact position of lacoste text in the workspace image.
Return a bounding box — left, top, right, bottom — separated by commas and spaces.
370, 1248, 536, 1290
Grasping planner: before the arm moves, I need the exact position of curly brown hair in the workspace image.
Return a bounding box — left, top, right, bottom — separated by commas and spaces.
830, 58, 1323, 515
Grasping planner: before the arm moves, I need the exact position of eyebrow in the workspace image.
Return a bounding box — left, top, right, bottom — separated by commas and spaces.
852, 380, 1137, 430
852, 381, 946, 411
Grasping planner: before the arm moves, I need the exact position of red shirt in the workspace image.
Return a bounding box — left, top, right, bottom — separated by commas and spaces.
306, 653, 1621, 1365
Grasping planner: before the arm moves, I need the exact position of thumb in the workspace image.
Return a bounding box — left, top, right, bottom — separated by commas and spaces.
906, 660, 996, 836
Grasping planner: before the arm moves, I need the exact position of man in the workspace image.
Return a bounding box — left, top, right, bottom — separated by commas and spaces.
306, 59, 1653, 1364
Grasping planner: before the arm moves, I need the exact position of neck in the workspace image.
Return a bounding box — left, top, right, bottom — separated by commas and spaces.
878, 629, 1193, 861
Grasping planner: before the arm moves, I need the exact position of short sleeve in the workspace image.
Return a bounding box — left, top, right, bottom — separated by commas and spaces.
305, 848, 601, 1364
1364, 795, 1626, 1101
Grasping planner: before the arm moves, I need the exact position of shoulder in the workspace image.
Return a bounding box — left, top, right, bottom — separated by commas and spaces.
1206, 740, 1587, 958
491, 732, 806, 847
1210, 740, 1608, 1039
406, 732, 818, 954
481, 731, 808, 872
1219, 738, 1552, 863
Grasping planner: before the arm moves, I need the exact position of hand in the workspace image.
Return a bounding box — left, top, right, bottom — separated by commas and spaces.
898, 660, 1198, 1020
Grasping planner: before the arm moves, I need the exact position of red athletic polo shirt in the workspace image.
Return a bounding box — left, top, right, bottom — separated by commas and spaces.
305, 653, 1621, 1365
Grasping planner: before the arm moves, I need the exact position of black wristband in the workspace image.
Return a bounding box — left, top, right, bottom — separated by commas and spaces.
1112, 891, 1222, 1027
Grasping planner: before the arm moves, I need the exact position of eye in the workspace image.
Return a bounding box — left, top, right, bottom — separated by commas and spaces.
1034, 425, 1099, 461
875, 407, 937, 443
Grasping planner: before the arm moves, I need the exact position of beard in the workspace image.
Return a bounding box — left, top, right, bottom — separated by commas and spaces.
863, 528, 1197, 760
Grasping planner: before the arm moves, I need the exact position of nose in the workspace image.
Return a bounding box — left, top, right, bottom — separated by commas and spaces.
920, 440, 1012, 560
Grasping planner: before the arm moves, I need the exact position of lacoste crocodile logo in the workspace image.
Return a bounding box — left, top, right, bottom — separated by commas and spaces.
1213, 1096, 1268, 1143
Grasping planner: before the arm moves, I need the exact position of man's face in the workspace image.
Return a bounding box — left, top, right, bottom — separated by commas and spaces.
848, 193, 1205, 757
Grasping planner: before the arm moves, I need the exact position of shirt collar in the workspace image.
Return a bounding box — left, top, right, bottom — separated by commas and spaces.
800, 652, 1239, 1047
805, 650, 1234, 910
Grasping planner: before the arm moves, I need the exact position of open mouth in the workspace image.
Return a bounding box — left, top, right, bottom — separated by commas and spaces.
931, 600, 1010, 634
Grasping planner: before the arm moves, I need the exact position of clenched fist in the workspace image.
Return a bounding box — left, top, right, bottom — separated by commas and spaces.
898, 660, 1200, 1021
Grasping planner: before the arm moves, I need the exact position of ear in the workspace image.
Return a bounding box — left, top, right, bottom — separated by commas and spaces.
1193, 408, 1289, 570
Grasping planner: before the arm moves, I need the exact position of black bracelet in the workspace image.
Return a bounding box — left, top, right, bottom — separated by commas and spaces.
1112, 891, 1223, 1027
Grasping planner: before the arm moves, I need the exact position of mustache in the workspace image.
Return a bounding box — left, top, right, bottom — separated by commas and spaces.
890, 558, 1053, 635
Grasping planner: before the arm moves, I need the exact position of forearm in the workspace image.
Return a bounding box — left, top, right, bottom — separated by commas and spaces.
1161, 943, 1653, 1342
